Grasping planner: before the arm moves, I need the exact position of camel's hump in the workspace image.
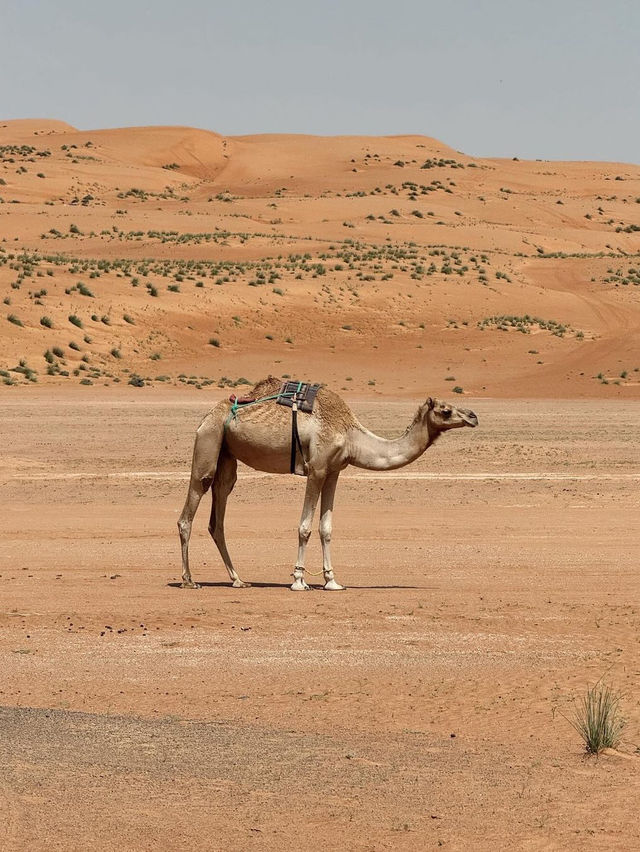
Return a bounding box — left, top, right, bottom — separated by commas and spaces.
246, 376, 358, 430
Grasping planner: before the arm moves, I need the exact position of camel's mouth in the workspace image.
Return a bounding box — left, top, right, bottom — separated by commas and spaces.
461, 410, 478, 427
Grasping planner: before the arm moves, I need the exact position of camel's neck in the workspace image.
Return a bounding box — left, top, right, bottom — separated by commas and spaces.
347, 413, 439, 471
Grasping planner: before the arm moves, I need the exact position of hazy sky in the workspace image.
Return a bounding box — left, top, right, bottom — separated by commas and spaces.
2, 0, 639, 163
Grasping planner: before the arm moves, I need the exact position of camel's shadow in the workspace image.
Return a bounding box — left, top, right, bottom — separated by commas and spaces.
167, 581, 435, 591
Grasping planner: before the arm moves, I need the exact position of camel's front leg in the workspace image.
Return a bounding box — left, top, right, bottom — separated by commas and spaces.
319, 471, 344, 590
291, 474, 323, 591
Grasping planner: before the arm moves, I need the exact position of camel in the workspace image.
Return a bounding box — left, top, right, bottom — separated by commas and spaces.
178, 376, 478, 591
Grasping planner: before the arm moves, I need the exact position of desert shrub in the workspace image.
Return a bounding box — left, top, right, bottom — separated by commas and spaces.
567, 681, 625, 754
110, 348, 121, 359
123, 314, 135, 324
209, 337, 220, 347
40, 316, 53, 328
453, 386, 464, 394
69, 314, 83, 328
7, 313, 23, 326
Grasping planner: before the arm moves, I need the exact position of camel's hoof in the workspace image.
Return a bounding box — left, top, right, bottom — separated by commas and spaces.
180, 580, 201, 590
232, 579, 251, 588
324, 579, 345, 591
290, 579, 312, 591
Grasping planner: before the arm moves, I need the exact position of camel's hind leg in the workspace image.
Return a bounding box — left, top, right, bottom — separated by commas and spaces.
178, 411, 225, 589
209, 450, 249, 588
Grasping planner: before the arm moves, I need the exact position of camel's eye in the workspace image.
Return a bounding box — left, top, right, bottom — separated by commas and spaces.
442, 409, 452, 419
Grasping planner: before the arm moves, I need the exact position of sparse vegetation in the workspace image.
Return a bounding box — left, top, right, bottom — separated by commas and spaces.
566, 680, 625, 755
478, 315, 576, 337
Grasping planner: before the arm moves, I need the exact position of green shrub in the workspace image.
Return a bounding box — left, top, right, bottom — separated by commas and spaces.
69, 314, 83, 328
567, 680, 625, 754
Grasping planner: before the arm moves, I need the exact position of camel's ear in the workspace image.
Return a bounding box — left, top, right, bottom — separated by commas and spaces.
426, 397, 434, 410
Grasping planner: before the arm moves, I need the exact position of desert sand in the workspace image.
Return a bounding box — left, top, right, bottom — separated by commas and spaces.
1, 121, 639, 851
1, 118, 639, 396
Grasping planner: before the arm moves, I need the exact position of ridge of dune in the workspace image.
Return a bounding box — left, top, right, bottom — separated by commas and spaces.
0, 118, 78, 139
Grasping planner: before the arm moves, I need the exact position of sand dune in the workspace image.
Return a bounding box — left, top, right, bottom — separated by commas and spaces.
1, 119, 639, 397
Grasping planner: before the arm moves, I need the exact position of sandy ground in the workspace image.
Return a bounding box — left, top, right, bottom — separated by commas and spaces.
1, 388, 639, 850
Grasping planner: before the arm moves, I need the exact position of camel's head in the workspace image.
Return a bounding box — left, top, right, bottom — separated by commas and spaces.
423, 397, 478, 431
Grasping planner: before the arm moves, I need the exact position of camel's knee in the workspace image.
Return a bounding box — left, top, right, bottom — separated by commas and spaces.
319, 519, 332, 545
178, 518, 191, 542
298, 522, 312, 543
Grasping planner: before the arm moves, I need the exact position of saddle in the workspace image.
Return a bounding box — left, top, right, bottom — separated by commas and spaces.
275, 381, 321, 413
277, 381, 320, 475
228, 380, 320, 476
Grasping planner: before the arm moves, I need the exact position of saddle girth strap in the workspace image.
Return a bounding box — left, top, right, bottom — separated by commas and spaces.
290, 403, 306, 475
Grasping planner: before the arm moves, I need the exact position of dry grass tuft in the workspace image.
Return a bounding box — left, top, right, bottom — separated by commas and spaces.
568, 680, 625, 755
